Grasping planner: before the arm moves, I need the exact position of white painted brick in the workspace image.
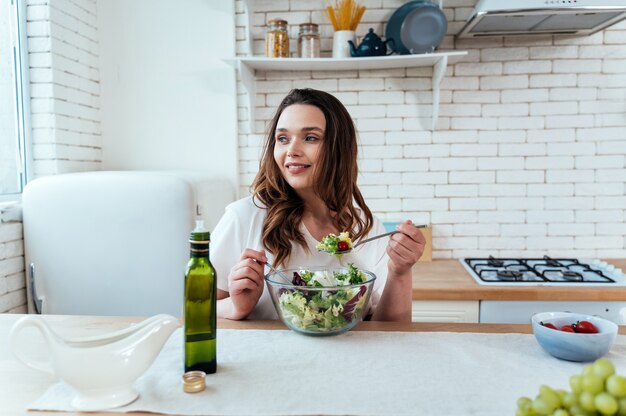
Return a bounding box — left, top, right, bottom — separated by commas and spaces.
596, 169, 626, 182
549, 88, 597, 101
501, 89, 549, 103
357, 118, 403, 132
361, 185, 388, 199
402, 198, 449, 211
358, 91, 404, 104
339, 78, 384, 91
368, 198, 403, 212
530, 74, 577, 88
404, 144, 449, 158
580, 45, 626, 59
432, 130, 478, 144
498, 197, 545, 210
528, 184, 573, 197
347, 105, 386, 119
526, 237, 574, 249
526, 209, 574, 224
435, 185, 478, 197
546, 115, 594, 129
528, 129, 576, 143
434, 236, 478, 249
479, 184, 526, 196
483, 103, 528, 117
479, 237, 526, 250
7, 272, 25, 292
452, 91, 499, 103
597, 223, 626, 236
576, 236, 623, 249
0, 257, 24, 276
386, 104, 422, 118
530, 46, 578, 59
388, 185, 434, 198
545, 197, 594, 210
451, 117, 498, 130
596, 113, 626, 127
553, 59, 602, 74
546, 170, 593, 183
577, 127, 626, 142
451, 171, 495, 184
530, 102, 578, 116
478, 130, 526, 144
449, 143, 496, 157
454, 62, 502, 76
497, 170, 544, 184
580, 74, 626, 88
501, 224, 546, 237
385, 78, 431, 91
382, 158, 428, 172
430, 157, 476, 171
576, 182, 623, 196
581, 100, 626, 115
430, 211, 478, 225
603, 59, 626, 73
358, 132, 385, 145
576, 155, 624, 169
385, 131, 431, 145
498, 116, 545, 130
0, 289, 26, 313
503, 60, 551, 75
547, 142, 595, 156
500, 143, 545, 156
577, 210, 623, 223
440, 76, 479, 90
359, 172, 402, 185
455, 224, 500, 236
450, 197, 496, 210
440, 104, 481, 117
479, 157, 524, 170
402, 172, 448, 185
480, 75, 528, 90
0, 223, 23, 243
526, 156, 574, 170
596, 196, 626, 209
477, 210, 525, 223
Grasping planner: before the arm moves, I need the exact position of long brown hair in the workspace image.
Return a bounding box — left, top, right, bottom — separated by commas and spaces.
251, 88, 373, 266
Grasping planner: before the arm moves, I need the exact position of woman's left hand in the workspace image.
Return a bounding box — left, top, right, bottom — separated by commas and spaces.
386, 220, 426, 276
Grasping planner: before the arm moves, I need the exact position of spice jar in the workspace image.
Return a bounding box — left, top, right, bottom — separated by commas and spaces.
265, 19, 289, 58
298, 23, 320, 58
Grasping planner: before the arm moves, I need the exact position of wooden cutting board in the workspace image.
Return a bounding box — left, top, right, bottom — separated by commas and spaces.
419, 225, 432, 262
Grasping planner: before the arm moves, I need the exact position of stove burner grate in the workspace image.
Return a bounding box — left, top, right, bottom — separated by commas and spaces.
496, 270, 522, 281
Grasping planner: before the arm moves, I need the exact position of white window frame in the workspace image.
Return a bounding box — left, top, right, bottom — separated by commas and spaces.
1, 0, 32, 202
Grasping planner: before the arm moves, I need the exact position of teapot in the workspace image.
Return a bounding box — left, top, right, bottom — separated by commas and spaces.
348, 28, 395, 57
10, 314, 180, 411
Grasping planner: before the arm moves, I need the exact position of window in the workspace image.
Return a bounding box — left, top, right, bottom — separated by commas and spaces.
0, 0, 30, 200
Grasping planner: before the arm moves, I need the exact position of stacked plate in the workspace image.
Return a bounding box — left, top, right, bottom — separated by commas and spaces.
385, 1, 448, 55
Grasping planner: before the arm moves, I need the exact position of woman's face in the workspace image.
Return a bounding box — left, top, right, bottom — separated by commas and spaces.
273, 104, 326, 196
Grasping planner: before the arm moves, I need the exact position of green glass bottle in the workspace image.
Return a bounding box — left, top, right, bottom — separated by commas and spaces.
184, 219, 216, 374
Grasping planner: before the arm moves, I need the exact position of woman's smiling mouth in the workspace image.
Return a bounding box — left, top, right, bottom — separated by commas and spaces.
286, 163, 311, 173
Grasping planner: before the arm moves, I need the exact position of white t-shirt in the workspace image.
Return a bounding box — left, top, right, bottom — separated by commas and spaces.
210, 196, 390, 320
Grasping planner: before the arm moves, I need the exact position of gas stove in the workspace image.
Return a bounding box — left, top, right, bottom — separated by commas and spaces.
461, 256, 625, 286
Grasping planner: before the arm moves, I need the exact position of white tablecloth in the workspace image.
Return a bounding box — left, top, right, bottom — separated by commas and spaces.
30, 328, 626, 416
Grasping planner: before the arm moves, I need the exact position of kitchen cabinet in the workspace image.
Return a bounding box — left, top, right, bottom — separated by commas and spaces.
412, 300, 479, 323
227, 1, 467, 131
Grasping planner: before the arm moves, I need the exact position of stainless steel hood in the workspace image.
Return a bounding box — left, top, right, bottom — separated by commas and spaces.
457, 0, 626, 38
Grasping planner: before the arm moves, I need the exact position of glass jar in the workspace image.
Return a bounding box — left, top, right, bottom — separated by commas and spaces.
265, 19, 289, 58
297, 23, 320, 58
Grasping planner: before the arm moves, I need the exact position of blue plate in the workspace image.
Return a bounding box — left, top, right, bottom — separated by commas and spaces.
385, 1, 447, 55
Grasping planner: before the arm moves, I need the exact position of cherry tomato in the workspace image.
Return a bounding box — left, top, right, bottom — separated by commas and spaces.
574, 320, 599, 334
540, 321, 558, 330
337, 241, 349, 252
561, 325, 576, 332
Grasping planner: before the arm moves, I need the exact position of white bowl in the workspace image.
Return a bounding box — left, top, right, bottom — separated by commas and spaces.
531, 312, 618, 362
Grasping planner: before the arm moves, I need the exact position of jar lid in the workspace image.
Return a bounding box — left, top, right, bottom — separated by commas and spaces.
267, 19, 288, 25
299, 23, 318, 28
182, 371, 206, 393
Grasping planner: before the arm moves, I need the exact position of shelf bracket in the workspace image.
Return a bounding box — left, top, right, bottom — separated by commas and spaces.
237, 61, 256, 133
431, 55, 448, 130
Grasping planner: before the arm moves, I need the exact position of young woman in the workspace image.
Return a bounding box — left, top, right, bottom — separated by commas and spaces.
212, 88, 425, 322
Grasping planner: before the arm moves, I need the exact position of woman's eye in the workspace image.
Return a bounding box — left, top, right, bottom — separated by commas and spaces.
276, 136, 288, 143
305, 135, 319, 142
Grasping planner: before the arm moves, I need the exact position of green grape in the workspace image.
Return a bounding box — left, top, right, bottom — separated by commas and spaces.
607, 375, 626, 398
563, 392, 578, 408
593, 358, 616, 381
534, 396, 558, 415
518, 397, 533, 411
582, 364, 595, 376
568, 404, 593, 416
616, 397, 626, 416
571, 375, 584, 394
595, 392, 619, 415
553, 409, 570, 416
540, 385, 563, 410
579, 391, 596, 412
582, 374, 605, 394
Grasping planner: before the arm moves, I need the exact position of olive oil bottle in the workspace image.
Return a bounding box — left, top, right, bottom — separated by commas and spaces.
184, 220, 216, 374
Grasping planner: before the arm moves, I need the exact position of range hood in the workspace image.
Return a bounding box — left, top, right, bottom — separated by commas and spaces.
457, 0, 626, 38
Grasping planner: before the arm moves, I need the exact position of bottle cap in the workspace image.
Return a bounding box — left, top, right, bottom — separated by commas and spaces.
182, 371, 206, 393
189, 219, 210, 243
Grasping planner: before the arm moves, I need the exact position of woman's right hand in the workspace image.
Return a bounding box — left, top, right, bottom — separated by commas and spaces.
225, 248, 267, 320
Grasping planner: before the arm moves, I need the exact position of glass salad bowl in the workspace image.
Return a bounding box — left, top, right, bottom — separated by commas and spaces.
265, 265, 376, 336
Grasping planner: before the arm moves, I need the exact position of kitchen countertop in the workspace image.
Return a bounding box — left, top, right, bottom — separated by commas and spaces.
6, 314, 626, 416
412, 259, 626, 301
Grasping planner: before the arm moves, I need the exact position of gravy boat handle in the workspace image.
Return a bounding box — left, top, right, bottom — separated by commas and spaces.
9, 316, 54, 374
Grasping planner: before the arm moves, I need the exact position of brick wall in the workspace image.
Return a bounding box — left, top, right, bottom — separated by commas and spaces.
0, 0, 101, 313
234, 0, 626, 259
